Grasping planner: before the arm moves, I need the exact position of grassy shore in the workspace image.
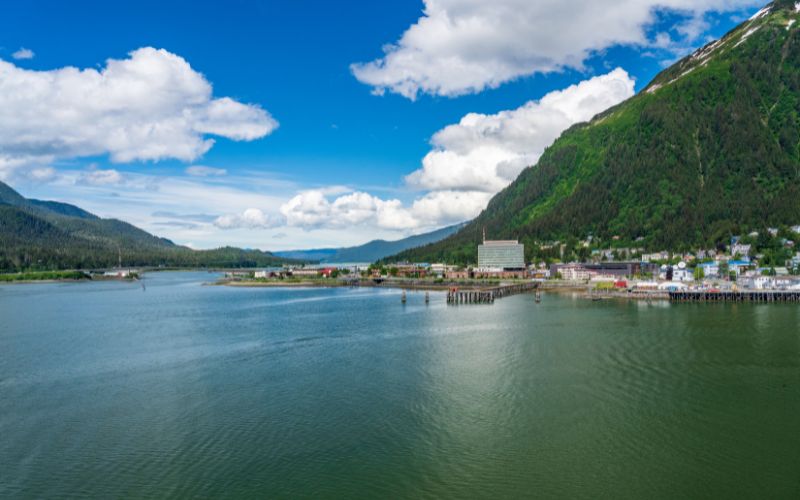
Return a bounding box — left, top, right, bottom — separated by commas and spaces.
0, 270, 90, 283
0, 270, 143, 283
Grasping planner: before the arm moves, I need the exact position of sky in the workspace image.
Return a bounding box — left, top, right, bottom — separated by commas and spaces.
0, 0, 766, 250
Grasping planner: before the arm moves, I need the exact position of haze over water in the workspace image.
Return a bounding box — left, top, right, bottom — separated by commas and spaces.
1, 272, 799, 498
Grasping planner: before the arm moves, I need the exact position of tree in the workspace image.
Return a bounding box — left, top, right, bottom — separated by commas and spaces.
694, 266, 705, 281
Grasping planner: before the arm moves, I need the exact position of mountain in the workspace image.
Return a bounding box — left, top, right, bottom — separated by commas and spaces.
0, 180, 296, 271
394, 1, 800, 264
275, 223, 466, 263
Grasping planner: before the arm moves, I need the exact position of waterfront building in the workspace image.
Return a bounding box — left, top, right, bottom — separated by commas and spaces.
584, 261, 658, 277
670, 267, 695, 282
551, 263, 594, 281
430, 263, 446, 277
697, 261, 720, 278
478, 240, 525, 270
727, 260, 752, 276
289, 268, 320, 277
472, 268, 527, 279
255, 267, 288, 279
104, 269, 136, 278
445, 269, 469, 280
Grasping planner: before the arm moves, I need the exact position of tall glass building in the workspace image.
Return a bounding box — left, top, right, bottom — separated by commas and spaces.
478, 240, 525, 270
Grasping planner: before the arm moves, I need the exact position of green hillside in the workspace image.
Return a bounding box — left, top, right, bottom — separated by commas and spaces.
395, 1, 800, 264
0, 181, 296, 271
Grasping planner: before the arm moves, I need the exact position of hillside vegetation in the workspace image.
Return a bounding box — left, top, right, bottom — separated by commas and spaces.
395, 1, 800, 264
0, 181, 296, 271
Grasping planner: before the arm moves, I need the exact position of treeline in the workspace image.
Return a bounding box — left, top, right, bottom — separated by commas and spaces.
0, 244, 295, 272
0, 197, 296, 272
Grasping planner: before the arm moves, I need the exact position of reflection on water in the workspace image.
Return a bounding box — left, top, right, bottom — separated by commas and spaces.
1, 273, 799, 498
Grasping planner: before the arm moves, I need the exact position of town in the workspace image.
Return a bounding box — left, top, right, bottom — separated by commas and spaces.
226, 225, 800, 298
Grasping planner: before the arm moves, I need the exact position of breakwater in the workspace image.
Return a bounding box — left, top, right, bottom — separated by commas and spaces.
669, 290, 800, 302
447, 282, 538, 305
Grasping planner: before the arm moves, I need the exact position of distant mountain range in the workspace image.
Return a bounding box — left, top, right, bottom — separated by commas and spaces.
275, 223, 466, 263
0, 180, 296, 271
395, 1, 800, 264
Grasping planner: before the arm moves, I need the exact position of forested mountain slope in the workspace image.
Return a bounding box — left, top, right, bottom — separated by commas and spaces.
395, 1, 800, 264
0, 180, 295, 271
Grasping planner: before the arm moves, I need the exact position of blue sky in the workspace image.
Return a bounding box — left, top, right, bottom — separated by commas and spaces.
0, 0, 765, 250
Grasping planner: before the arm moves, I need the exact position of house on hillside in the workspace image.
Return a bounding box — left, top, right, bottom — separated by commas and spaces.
697, 261, 720, 278
727, 260, 752, 276
731, 243, 752, 258
642, 251, 669, 262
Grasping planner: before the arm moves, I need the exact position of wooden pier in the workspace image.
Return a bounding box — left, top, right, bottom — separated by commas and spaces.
669, 290, 800, 303
447, 282, 538, 305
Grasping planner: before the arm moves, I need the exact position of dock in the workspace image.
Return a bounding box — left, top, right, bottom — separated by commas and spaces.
447, 282, 538, 305
669, 290, 800, 302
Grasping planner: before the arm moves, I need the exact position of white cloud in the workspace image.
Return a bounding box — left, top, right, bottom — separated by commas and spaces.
280, 190, 418, 231
277, 188, 493, 232
214, 208, 285, 229
12, 48, 35, 60
407, 68, 635, 192
352, 0, 760, 99
185, 165, 227, 177
409, 190, 494, 226
0, 47, 277, 179
77, 168, 125, 186
275, 69, 635, 233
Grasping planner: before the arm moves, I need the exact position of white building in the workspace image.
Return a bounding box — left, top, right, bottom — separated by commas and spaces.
104, 269, 135, 278
642, 251, 670, 262
697, 262, 720, 278
478, 240, 525, 270
731, 243, 752, 257
556, 264, 594, 281
429, 263, 447, 277
658, 281, 688, 291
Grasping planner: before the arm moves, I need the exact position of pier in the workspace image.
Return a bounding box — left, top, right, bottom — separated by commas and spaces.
669, 290, 800, 302
447, 282, 538, 305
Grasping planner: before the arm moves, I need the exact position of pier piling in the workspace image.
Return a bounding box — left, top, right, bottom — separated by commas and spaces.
446, 282, 538, 305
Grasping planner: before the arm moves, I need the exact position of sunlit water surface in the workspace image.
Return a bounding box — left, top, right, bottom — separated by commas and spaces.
1, 272, 799, 498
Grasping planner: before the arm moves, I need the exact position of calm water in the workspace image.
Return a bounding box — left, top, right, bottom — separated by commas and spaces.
1, 272, 799, 498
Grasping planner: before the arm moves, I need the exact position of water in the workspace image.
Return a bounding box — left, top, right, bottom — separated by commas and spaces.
1, 272, 798, 498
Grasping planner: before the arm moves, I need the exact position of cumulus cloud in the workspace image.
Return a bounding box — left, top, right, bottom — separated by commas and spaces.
352, 0, 760, 98
77, 168, 125, 186
275, 69, 635, 233
407, 68, 635, 192
12, 48, 35, 60
185, 165, 227, 177
280, 190, 416, 230
277, 189, 493, 232
409, 190, 494, 226
214, 208, 285, 229
0, 47, 277, 179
